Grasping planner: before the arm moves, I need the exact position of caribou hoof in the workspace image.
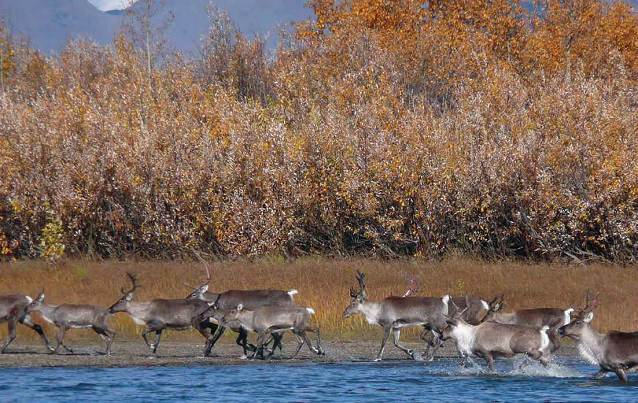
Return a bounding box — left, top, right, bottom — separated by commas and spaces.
239, 354, 248, 360
373, 357, 382, 362
411, 351, 424, 361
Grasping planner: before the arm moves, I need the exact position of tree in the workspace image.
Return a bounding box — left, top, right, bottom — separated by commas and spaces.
123, 0, 174, 89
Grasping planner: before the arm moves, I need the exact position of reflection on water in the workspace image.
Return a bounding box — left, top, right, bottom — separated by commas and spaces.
0, 358, 635, 403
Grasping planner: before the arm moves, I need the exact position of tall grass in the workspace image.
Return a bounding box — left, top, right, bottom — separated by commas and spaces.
0, 258, 635, 342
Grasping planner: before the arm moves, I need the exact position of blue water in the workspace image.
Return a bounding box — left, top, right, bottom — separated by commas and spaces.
0, 358, 635, 403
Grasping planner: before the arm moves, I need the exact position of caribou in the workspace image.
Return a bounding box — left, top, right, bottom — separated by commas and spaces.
343, 271, 450, 361
0, 294, 52, 353
25, 291, 115, 355
558, 291, 638, 382
221, 303, 324, 359
186, 250, 298, 357
401, 274, 491, 352
483, 294, 574, 352
109, 273, 217, 355
205, 306, 284, 359
442, 299, 553, 370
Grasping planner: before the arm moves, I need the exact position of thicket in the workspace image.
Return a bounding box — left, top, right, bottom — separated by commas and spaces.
1, 0, 637, 261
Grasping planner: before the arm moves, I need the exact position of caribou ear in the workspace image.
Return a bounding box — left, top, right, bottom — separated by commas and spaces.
36, 292, 45, 302
583, 312, 594, 323
200, 285, 209, 293
237, 303, 243, 311
125, 293, 133, 301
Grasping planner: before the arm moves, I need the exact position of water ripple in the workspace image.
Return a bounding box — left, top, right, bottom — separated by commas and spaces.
0, 359, 635, 403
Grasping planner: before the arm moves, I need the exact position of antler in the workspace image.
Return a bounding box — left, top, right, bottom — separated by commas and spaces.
184, 248, 212, 290
349, 270, 367, 298
583, 289, 601, 312
121, 272, 140, 295
444, 297, 468, 319
401, 273, 419, 297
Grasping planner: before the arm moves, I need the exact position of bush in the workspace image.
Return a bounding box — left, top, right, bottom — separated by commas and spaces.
0, 1, 637, 261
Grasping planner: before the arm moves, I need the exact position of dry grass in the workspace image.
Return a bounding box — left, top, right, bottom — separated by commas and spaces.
0, 258, 636, 344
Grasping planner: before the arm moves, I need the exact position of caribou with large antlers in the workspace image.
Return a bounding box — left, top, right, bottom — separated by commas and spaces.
109, 273, 217, 355
559, 291, 638, 382
0, 294, 52, 353
25, 291, 115, 355
343, 270, 450, 361
441, 299, 553, 370
482, 294, 574, 352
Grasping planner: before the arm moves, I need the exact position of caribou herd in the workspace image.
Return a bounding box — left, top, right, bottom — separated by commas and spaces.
1, 257, 636, 383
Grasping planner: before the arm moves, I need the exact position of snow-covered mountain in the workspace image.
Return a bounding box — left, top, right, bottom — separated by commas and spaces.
0, 0, 311, 53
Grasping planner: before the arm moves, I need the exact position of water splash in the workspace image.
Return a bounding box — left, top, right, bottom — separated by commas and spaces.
507, 356, 587, 378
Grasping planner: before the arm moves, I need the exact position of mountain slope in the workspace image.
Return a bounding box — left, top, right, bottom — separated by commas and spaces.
0, 0, 118, 52
0, 0, 311, 53
126, 0, 311, 52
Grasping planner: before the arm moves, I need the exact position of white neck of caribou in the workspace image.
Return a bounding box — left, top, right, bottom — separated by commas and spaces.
359, 301, 383, 325
578, 324, 605, 365
451, 322, 477, 355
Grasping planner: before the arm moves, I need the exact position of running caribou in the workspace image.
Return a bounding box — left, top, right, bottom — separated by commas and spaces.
26, 291, 115, 355
0, 293, 52, 353
483, 294, 574, 352
442, 298, 553, 370
109, 273, 217, 355
559, 291, 638, 382
401, 273, 492, 352
343, 271, 450, 361
186, 250, 298, 357
221, 303, 325, 359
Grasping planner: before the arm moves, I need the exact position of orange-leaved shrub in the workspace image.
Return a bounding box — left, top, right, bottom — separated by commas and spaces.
0, 0, 637, 261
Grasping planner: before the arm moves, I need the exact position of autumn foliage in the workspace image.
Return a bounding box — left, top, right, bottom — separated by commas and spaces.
1, 0, 637, 261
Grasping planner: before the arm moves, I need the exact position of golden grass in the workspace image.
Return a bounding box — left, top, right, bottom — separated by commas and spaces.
0, 257, 636, 344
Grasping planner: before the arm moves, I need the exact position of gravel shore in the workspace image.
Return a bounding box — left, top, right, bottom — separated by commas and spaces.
0, 340, 581, 368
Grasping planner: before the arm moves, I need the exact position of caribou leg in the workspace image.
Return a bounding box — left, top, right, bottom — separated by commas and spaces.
482, 350, 495, 371
612, 367, 628, 382
53, 326, 72, 354
304, 326, 324, 355
297, 329, 321, 355
593, 369, 609, 379
291, 330, 305, 358
391, 328, 414, 358
151, 329, 163, 354
205, 325, 226, 356
424, 330, 443, 361
141, 327, 154, 350
20, 315, 53, 352
250, 331, 269, 360
194, 324, 215, 357
0, 318, 18, 353
93, 325, 116, 355
374, 326, 392, 362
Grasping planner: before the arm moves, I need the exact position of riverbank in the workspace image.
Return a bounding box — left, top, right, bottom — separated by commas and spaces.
0, 340, 583, 368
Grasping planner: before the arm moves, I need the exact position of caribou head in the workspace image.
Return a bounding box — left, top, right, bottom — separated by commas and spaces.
184, 249, 211, 300
109, 273, 140, 313
558, 290, 600, 340
342, 270, 367, 318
